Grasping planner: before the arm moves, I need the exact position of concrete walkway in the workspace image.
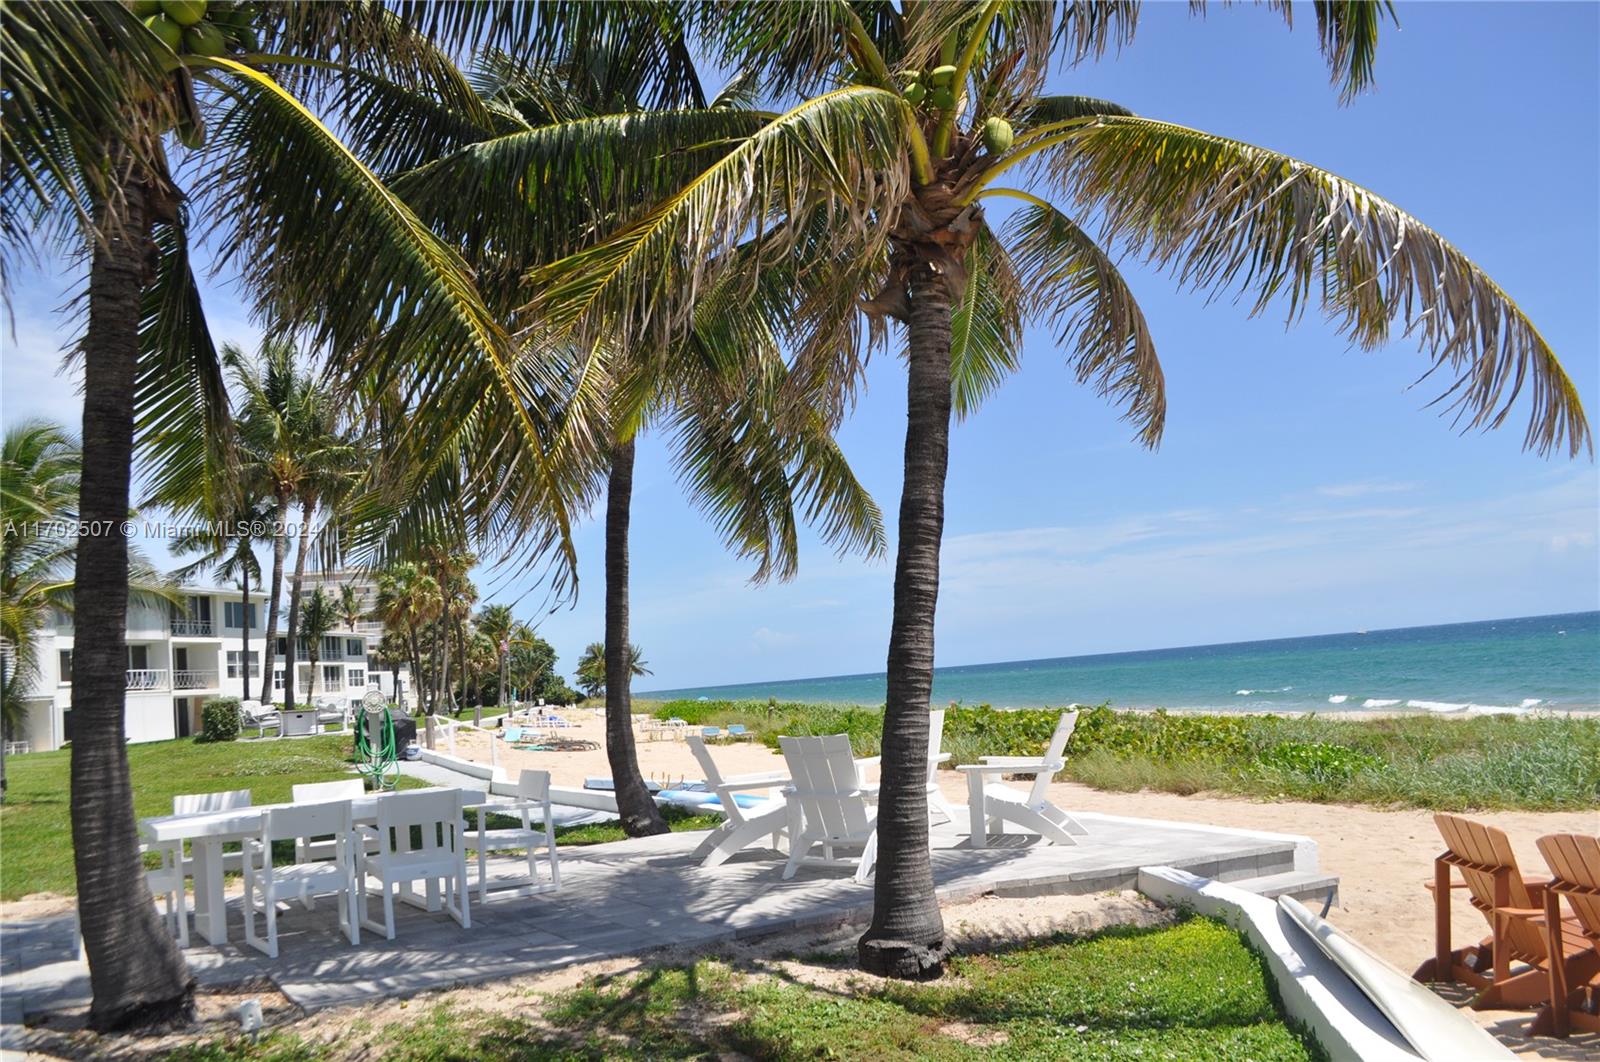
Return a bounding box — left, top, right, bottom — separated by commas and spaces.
2, 811, 1320, 1043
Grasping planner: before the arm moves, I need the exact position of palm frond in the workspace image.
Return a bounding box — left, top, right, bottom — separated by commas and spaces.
997, 193, 1164, 445
950, 224, 1024, 420
1039, 115, 1588, 456
191, 58, 583, 593
518, 86, 913, 362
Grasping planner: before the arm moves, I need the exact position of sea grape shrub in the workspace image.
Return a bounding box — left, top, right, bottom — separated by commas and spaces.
199, 697, 242, 743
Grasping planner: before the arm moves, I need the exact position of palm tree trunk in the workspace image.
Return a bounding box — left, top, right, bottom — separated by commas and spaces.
604, 438, 668, 836
498, 650, 508, 712
858, 259, 952, 980
258, 491, 289, 703
71, 159, 194, 1029
282, 500, 313, 712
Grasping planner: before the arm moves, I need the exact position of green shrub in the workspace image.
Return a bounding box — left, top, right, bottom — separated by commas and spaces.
198, 697, 241, 743
1253, 741, 1385, 797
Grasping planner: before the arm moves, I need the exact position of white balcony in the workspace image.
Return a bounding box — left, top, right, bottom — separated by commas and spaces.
170, 619, 216, 637
172, 669, 219, 690
126, 669, 169, 691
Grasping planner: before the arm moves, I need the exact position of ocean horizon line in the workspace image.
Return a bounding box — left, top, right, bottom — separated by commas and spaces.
638, 610, 1600, 713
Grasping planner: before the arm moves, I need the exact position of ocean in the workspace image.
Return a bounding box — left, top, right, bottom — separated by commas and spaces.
642, 611, 1600, 714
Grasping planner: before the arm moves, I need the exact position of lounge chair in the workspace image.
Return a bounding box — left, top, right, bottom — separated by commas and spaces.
240, 700, 278, 738
779, 734, 879, 883
1530, 834, 1600, 1037
955, 710, 1086, 849
1412, 813, 1592, 1010
462, 769, 560, 903
726, 724, 753, 743
686, 735, 789, 868
701, 726, 724, 743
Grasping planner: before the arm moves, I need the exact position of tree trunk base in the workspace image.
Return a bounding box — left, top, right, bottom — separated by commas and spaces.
858, 936, 949, 980
89, 981, 197, 1033
619, 809, 670, 837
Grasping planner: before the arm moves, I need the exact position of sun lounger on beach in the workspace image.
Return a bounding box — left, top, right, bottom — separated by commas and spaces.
1530, 833, 1600, 1037
1413, 813, 1593, 1012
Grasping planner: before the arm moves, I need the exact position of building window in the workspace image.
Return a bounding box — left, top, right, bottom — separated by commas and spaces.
276, 637, 288, 658
346, 638, 363, 658
126, 644, 149, 671
223, 601, 258, 629
348, 669, 365, 689
273, 668, 285, 691
321, 636, 342, 658
58, 649, 72, 684
322, 665, 343, 691
226, 650, 260, 678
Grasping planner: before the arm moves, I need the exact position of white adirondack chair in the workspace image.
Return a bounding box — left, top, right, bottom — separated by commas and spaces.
242, 800, 360, 958
357, 788, 471, 939
859, 709, 962, 825
462, 769, 561, 902
686, 735, 789, 868
779, 734, 880, 883
956, 709, 1088, 849
291, 779, 368, 863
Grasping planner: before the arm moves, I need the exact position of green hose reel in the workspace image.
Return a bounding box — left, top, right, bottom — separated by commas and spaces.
354, 689, 399, 791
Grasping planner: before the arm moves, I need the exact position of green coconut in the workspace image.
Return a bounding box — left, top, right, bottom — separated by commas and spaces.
131, 0, 163, 15
184, 20, 228, 56
982, 116, 1014, 153
160, 0, 207, 26
143, 13, 184, 51
931, 86, 956, 110
903, 81, 926, 105
928, 64, 957, 87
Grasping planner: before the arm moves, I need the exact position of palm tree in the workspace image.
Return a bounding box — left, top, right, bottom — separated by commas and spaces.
2, 5, 593, 1021
518, 4, 1591, 977
476, 603, 514, 725
389, 36, 885, 838
575, 641, 649, 701
336, 584, 364, 633
298, 588, 336, 701
372, 562, 442, 716
168, 492, 271, 699
1, 422, 81, 740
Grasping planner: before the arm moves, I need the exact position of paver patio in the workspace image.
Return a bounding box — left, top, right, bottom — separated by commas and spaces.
2, 810, 1324, 1040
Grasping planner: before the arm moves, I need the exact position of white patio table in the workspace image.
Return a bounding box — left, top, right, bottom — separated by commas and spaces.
139, 789, 452, 946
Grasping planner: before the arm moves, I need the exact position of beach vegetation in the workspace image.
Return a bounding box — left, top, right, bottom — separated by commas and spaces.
196, 697, 241, 743
149, 916, 1318, 1061
647, 699, 1600, 812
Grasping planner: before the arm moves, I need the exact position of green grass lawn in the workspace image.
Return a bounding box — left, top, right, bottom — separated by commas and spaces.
162, 916, 1321, 1060
644, 699, 1600, 812
0, 735, 724, 900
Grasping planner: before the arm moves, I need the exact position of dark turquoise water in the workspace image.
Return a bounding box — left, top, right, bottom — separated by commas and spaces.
642, 612, 1600, 713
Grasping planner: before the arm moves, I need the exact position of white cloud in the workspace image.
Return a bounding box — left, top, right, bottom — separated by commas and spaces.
1314, 480, 1420, 498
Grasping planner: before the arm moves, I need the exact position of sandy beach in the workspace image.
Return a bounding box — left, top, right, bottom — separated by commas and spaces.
448, 711, 1599, 969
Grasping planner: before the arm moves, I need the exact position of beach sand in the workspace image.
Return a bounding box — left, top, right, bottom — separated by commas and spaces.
446, 711, 1599, 1052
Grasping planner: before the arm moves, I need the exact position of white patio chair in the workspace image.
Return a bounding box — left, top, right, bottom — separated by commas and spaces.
173, 788, 253, 874
686, 735, 789, 868
357, 788, 471, 940
291, 779, 368, 863
462, 769, 560, 903
242, 800, 360, 958
859, 709, 962, 825
142, 840, 188, 946
240, 700, 278, 738
779, 734, 880, 883
956, 709, 1088, 848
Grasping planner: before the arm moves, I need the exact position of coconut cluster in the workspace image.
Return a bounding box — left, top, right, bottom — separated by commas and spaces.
136, 0, 258, 59
897, 66, 1014, 154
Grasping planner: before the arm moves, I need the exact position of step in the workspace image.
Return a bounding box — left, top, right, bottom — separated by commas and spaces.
1229, 869, 1341, 907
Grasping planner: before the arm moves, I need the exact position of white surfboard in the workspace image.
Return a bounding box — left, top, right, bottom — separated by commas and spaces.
1278, 895, 1514, 1061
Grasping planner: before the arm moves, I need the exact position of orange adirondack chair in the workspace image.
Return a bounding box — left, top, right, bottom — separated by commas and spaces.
1412, 813, 1591, 1010
1530, 834, 1600, 1037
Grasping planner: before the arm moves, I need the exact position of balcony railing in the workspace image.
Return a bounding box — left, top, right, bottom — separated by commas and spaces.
126, 669, 169, 691
170, 619, 215, 637
172, 669, 219, 690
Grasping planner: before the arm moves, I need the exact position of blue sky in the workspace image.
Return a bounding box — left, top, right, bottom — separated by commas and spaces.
4, 3, 1596, 693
